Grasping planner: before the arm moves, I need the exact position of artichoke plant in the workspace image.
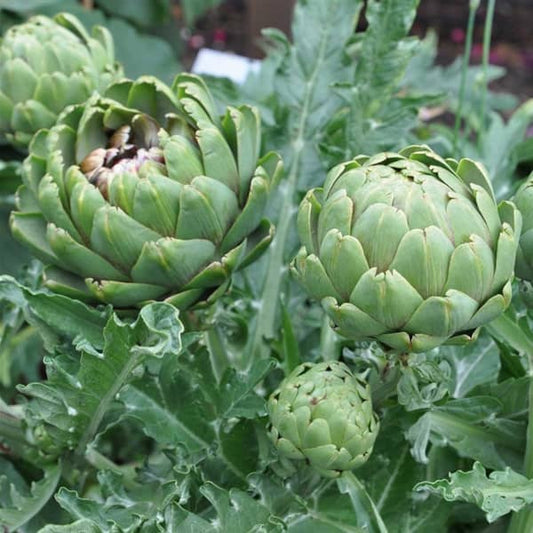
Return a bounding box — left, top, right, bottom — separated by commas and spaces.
268, 361, 379, 478
10, 74, 279, 309
513, 173, 533, 282
0, 13, 121, 149
292, 146, 521, 352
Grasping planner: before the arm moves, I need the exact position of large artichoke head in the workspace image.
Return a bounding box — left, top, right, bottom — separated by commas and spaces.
268, 361, 379, 478
10, 74, 279, 309
0, 13, 122, 149
513, 173, 533, 282
292, 146, 521, 353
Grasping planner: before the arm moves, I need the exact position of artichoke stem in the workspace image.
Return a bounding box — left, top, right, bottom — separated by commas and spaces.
320, 314, 340, 361
508, 351, 533, 533
205, 327, 230, 381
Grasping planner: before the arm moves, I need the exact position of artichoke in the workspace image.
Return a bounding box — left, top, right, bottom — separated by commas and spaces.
0, 13, 121, 149
268, 361, 379, 478
10, 74, 280, 309
292, 146, 521, 353
513, 173, 533, 282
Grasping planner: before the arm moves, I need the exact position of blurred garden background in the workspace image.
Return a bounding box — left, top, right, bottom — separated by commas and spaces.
0, 0, 531, 98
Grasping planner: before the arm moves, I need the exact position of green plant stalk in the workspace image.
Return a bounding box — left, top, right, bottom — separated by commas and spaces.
247, 166, 298, 363
452, 0, 478, 156
320, 314, 340, 361
486, 310, 533, 530
205, 327, 230, 382
337, 471, 388, 533
247, 22, 334, 364
478, 0, 496, 149
508, 350, 533, 532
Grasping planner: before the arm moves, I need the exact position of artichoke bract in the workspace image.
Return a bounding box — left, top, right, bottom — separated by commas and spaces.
0, 13, 122, 149
292, 146, 521, 353
268, 361, 379, 478
513, 174, 533, 282
10, 74, 280, 309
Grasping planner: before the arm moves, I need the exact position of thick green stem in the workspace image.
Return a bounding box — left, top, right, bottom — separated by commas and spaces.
247, 172, 299, 363
320, 315, 340, 361
508, 351, 533, 532
246, 17, 331, 365
478, 0, 495, 149
205, 327, 230, 381
453, 0, 478, 156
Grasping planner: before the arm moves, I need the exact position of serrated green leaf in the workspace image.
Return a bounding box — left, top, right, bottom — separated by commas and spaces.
51, 467, 187, 532
118, 345, 271, 480
440, 332, 500, 398
0, 275, 109, 350
200, 482, 284, 532
397, 352, 451, 411
416, 461, 533, 523
0, 459, 61, 530
406, 397, 526, 471
217, 358, 274, 419
355, 409, 450, 532
324, 0, 421, 159
39, 519, 100, 532
19, 303, 183, 457
118, 352, 216, 454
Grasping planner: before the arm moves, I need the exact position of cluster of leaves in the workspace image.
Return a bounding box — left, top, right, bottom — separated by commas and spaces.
1, 0, 533, 531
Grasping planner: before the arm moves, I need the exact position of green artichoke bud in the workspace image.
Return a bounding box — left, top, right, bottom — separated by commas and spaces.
0, 13, 122, 149
10, 74, 280, 309
268, 361, 379, 478
513, 173, 533, 282
292, 145, 521, 353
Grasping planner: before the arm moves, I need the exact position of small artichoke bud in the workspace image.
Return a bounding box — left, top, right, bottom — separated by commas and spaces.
267, 361, 379, 478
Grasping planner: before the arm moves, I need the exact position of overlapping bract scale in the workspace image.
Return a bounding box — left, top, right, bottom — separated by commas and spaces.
267, 361, 379, 478
514, 174, 533, 283
292, 145, 521, 352
11, 74, 281, 309
0, 13, 121, 149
